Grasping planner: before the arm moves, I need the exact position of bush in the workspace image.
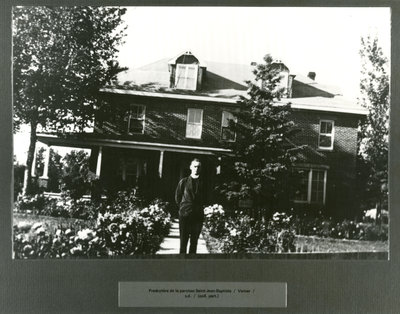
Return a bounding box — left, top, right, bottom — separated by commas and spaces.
203, 205, 296, 253
292, 212, 388, 241
14, 193, 97, 220
204, 204, 228, 238
13, 163, 25, 201
41, 196, 97, 220
61, 150, 93, 200
13, 222, 108, 259
14, 194, 47, 213
104, 189, 145, 213
13, 194, 172, 258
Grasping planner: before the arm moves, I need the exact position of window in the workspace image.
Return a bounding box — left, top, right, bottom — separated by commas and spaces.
186, 108, 203, 139
175, 64, 198, 90
311, 169, 325, 203
294, 168, 327, 204
294, 169, 309, 202
318, 120, 334, 150
221, 111, 236, 141
118, 158, 138, 187
126, 105, 145, 134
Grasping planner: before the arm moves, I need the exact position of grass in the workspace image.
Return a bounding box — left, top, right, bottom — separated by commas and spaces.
295, 235, 388, 253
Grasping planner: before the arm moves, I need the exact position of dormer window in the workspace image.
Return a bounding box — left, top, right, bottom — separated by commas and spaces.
168, 51, 206, 91
175, 64, 198, 90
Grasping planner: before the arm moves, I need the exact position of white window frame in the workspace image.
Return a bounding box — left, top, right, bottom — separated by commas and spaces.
221, 111, 237, 142
186, 108, 203, 139
127, 104, 146, 134
294, 168, 327, 205
318, 120, 335, 150
175, 64, 198, 90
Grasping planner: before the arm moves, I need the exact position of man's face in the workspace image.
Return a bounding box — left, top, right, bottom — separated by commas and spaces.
190, 161, 201, 176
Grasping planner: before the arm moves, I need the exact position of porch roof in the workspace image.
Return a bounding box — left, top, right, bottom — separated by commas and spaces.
36, 133, 232, 156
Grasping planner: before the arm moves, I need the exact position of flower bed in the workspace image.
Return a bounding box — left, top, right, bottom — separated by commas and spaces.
14, 193, 97, 220
292, 215, 388, 241
13, 192, 171, 258
203, 205, 296, 253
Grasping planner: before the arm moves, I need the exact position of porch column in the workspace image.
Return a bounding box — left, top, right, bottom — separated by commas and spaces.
158, 150, 164, 178
96, 146, 103, 178
31, 144, 38, 177
40, 145, 50, 179
216, 156, 222, 175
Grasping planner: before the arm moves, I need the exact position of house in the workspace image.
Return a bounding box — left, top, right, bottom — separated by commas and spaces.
35, 51, 367, 217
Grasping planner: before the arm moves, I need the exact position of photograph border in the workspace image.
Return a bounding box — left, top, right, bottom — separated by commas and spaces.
1, 0, 399, 313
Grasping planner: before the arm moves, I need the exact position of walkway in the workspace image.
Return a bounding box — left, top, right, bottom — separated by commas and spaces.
157, 219, 209, 254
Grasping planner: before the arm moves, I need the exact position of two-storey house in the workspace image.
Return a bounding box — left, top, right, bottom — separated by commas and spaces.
36, 51, 367, 217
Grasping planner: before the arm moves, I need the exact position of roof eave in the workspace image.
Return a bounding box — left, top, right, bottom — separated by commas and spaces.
99, 87, 239, 104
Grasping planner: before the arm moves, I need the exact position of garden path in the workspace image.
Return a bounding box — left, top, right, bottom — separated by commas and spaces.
157, 219, 209, 254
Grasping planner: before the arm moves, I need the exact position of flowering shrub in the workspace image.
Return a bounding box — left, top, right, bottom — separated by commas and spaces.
13, 222, 107, 259
14, 194, 46, 214
204, 204, 228, 238
203, 205, 296, 253
41, 196, 97, 220
222, 212, 296, 253
13, 196, 172, 258
96, 204, 171, 256
106, 190, 144, 213
14, 194, 98, 220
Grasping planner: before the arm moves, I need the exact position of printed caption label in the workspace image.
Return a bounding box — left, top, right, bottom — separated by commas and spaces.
119, 281, 287, 308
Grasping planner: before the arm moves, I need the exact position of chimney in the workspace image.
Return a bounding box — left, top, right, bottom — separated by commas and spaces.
307, 72, 316, 80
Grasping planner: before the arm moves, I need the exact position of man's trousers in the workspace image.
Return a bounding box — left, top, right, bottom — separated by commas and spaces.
179, 215, 203, 254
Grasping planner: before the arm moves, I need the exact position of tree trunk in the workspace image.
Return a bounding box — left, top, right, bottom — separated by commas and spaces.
375, 200, 382, 226
22, 122, 37, 196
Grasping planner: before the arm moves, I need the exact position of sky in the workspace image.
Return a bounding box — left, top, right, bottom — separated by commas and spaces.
13, 6, 391, 164
118, 7, 390, 100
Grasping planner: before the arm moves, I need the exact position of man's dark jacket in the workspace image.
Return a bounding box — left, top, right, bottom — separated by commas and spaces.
175, 176, 206, 220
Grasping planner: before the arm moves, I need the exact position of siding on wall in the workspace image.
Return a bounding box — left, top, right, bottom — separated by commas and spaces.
96, 94, 238, 148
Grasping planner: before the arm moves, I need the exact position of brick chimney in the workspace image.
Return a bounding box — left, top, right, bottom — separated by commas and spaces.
307, 72, 316, 80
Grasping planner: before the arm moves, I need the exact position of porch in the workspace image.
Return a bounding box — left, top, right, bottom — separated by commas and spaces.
35, 134, 230, 204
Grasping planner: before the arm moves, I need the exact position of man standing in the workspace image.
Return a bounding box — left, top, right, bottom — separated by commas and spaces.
175, 158, 207, 254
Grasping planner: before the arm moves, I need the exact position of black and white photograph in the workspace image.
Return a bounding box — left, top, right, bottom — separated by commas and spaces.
12, 6, 390, 259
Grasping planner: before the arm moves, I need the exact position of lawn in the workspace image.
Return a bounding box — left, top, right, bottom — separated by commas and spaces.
295, 235, 388, 253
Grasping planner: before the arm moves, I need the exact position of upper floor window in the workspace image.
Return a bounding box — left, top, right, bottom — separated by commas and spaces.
221, 111, 236, 142
186, 108, 203, 139
127, 104, 145, 134
294, 168, 327, 204
318, 120, 334, 150
175, 64, 198, 90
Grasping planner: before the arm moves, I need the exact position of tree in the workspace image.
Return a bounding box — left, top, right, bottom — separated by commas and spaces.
34, 147, 64, 192
13, 6, 127, 195
216, 55, 301, 216
13, 156, 25, 200
357, 36, 389, 221
61, 150, 94, 200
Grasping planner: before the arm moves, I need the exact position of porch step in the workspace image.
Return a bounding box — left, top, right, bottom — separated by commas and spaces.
157, 219, 209, 254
